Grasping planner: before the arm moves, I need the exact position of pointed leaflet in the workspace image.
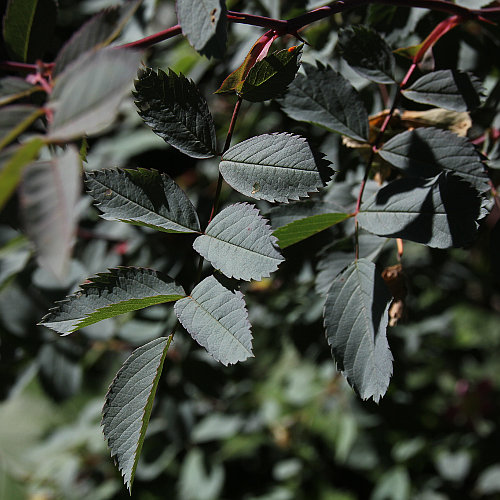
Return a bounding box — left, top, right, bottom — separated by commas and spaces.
174, 275, 253, 365
357, 173, 486, 249
323, 258, 392, 403
0, 76, 41, 106
134, 68, 217, 159
220, 133, 333, 203
278, 62, 369, 141
48, 47, 142, 141
176, 0, 227, 59
39, 268, 186, 335
0, 104, 43, 150
378, 127, 489, 193
53, 0, 142, 77
337, 25, 395, 84
102, 336, 172, 493
193, 203, 283, 281
238, 45, 302, 102
20, 145, 81, 279
85, 168, 200, 233
402, 70, 484, 112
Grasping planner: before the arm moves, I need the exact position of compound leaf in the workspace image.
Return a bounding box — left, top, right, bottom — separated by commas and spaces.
53, 0, 142, 77
174, 275, 253, 365
273, 212, 350, 248
238, 45, 302, 102
193, 203, 283, 281
357, 173, 486, 248
378, 127, 489, 193
86, 168, 200, 233
337, 25, 395, 84
176, 0, 227, 59
49, 47, 141, 141
20, 145, 81, 278
134, 68, 217, 159
0, 76, 41, 106
39, 267, 186, 335
323, 258, 392, 403
278, 61, 369, 141
102, 336, 171, 493
0, 104, 42, 150
220, 133, 333, 202
402, 70, 484, 112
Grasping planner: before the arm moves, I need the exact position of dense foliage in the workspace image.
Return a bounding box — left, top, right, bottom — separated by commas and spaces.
1, 0, 500, 498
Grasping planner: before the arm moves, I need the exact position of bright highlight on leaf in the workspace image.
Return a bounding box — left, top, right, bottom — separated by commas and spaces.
193, 203, 283, 281
86, 168, 201, 233
134, 68, 217, 159
323, 259, 392, 403
102, 336, 172, 493
278, 61, 369, 141
220, 133, 333, 203
174, 275, 253, 365
39, 267, 186, 335
273, 212, 350, 248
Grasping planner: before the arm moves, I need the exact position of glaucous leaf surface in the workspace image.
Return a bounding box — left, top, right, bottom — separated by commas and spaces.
102, 336, 171, 493
20, 145, 81, 278
378, 127, 489, 193
0, 76, 40, 106
0, 104, 41, 149
48, 47, 142, 140
86, 168, 201, 233
402, 70, 484, 112
220, 133, 332, 202
193, 203, 283, 281
337, 25, 395, 84
238, 45, 302, 102
357, 173, 485, 248
273, 212, 350, 248
174, 275, 253, 365
53, 0, 142, 77
134, 68, 217, 158
176, 0, 227, 59
3, 0, 57, 62
323, 258, 392, 403
278, 61, 369, 141
39, 267, 186, 335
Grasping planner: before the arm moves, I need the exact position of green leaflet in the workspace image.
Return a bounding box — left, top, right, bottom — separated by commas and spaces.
39, 268, 186, 335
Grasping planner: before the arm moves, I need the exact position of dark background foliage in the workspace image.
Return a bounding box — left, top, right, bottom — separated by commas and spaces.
1, 0, 500, 499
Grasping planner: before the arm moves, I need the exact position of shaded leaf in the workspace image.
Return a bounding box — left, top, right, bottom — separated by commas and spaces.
48, 47, 142, 140
0, 138, 45, 211
39, 267, 186, 335
220, 133, 333, 202
176, 0, 227, 59
357, 173, 486, 249
134, 68, 217, 159
0, 230, 31, 290
273, 212, 350, 248
86, 168, 200, 233
278, 61, 369, 141
337, 25, 395, 84
174, 275, 253, 365
0, 76, 41, 106
193, 203, 283, 280
102, 336, 171, 493
378, 127, 489, 193
20, 145, 81, 278
0, 105, 44, 150
53, 0, 142, 77
238, 45, 302, 102
323, 258, 392, 403
403, 70, 484, 112
3, 0, 57, 62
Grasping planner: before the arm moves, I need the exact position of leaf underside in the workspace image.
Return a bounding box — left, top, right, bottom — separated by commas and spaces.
193, 203, 284, 281
323, 258, 392, 403
85, 168, 201, 233
174, 275, 253, 365
220, 132, 333, 203
39, 267, 186, 334
102, 336, 171, 493
278, 61, 369, 141
134, 67, 217, 158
